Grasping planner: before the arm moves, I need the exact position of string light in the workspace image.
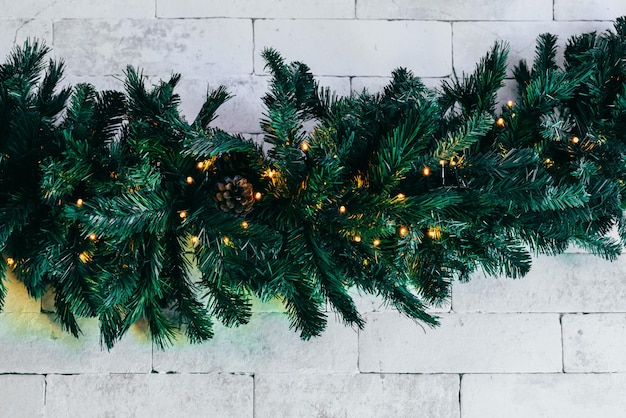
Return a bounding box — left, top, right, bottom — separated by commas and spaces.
241, 221, 249, 229
76, 198, 84, 207
399, 226, 409, 237
186, 176, 194, 184
507, 100, 514, 108
301, 142, 310, 152
196, 161, 204, 170
79, 252, 91, 263
88, 233, 97, 241
428, 226, 442, 239
223, 236, 231, 245
422, 166, 431, 176
254, 191, 263, 200
397, 193, 405, 200
496, 117, 505, 127
571, 136, 580, 144
373, 239, 381, 247
339, 205, 347, 214
353, 235, 362, 243
191, 236, 199, 245
6, 257, 15, 267
179, 210, 188, 219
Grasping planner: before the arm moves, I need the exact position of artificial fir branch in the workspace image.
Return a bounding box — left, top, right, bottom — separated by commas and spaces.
1, 19, 626, 347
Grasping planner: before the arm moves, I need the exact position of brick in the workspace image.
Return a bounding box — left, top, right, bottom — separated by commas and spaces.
0, 375, 44, 418
255, 373, 460, 418
453, 21, 614, 77
349, 288, 451, 314
2, 270, 41, 313
357, 0, 552, 21
255, 20, 451, 77
563, 313, 626, 372
462, 374, 626, 418
359, 312, 561, 373
45, 373, 252, 417
157, 0, 354, 18
53, 19, 253, 77
555, 0, 626, 21
0, 19, 52, 58
0, 313, 151, 373
153, 313, 358, 373
452, 254, 626, 313
0, 0, 154, 18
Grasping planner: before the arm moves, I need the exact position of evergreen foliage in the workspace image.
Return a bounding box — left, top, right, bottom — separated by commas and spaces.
1, 19, 626, 348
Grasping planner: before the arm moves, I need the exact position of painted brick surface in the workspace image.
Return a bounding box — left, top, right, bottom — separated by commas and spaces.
359, 313, 562, 373
0, 19, 52, 57
157, 0, 355, 18
45, 373, 253, 418
255, 373, 460, 418
554, 0, 626, 20
462, 374, 626, 418
0, 375, 44, 418
453, 21, 614, 76
255, 20, 452, 77
54, 19, 253, 77
1, 2, 626, 416
0, 0, 155, 18
453, 254, 626, 313
357, 0, 552, 21
563, 313, 626, 372
0, 313, 151, 373
153, 313, 359, 373
2, 272, 41, 313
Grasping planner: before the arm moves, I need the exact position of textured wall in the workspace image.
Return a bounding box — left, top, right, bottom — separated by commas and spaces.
2, 1, 626, 417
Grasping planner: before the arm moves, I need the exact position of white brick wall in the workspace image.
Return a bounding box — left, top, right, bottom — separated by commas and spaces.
1, 1, 626, 416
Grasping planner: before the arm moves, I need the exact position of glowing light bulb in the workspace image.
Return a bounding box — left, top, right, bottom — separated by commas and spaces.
373, 239, 381, 247
76, 198, 84, 207
397, 193, 405, 200
191, 236, 199, 245
6, 257, 15, 267
301, 142, 310, 152
186, 176, 194, 184
507, 100, 514, 108
496, 117, 505, 127
399, 226, 409, 237
423, 166, 431, 176
571, 136, 580, 144
353, 235, 362, 243
88, 233, 97, 241
196, 161, 204, 169
223, 236, 231, 245
428, 229, 437, 239
79, 252, 91, 263
339, 205, 347, 214
241, 221, 249, 229
179, 210, 188, 219
254, 192, 263, 200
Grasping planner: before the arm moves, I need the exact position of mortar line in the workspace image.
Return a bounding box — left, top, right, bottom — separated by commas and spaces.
559, 313, 565, 373
43, 374, 47, 410
458, 374, 463, 418
252, 373, 257, 418
251, 19, 256, 75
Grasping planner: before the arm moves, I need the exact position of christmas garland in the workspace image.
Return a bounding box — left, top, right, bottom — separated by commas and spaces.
1, 19, 626, 348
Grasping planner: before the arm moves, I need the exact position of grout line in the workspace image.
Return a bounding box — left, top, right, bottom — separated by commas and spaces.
251, 19, 256, 75
252, 373, 257, 418
560, 313, 565, 373
458, 374, 463, 418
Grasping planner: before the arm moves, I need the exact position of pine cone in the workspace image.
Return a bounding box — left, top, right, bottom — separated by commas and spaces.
214, 175, 255, 215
